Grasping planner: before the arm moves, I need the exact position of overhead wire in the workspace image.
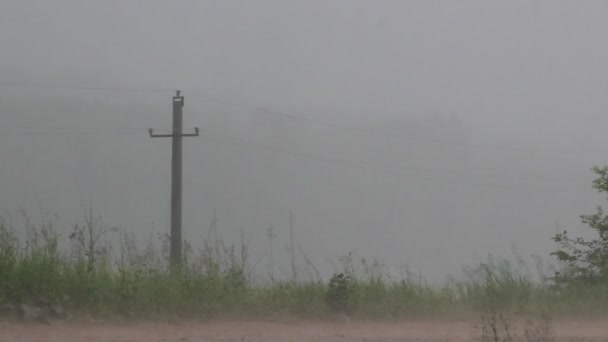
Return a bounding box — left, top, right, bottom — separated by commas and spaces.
195, 128, 595, 194
0, 80, 600, 191
0, 80, 600, 156
0, 125, 154, 136
182, 90, 602, 157
0, 122, 593, 191
0, 117, 589, 178
0, 81, 174, 93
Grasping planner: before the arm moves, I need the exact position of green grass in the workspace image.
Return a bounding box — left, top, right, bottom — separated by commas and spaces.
1, 215, 608, 321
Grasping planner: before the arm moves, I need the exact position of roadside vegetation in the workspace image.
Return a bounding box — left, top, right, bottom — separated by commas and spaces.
1, 167, 608, 324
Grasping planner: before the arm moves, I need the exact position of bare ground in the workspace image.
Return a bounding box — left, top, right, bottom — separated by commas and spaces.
1, 318, 608, 341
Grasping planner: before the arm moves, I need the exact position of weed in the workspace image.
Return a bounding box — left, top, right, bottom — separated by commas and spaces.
1, 211, 608, 321
475, 302, 554, 341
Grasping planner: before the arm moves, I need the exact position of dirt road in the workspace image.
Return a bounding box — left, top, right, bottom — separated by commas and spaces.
1, 319, 608, 341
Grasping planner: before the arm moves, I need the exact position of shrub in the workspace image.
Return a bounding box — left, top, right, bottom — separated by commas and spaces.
552, 166, 608, 285
325, 272, 354, 314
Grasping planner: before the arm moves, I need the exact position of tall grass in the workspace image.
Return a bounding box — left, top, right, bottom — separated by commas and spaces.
0, 214, 607, 321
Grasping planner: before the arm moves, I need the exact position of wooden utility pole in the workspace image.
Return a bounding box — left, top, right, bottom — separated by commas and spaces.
149, 90, 199, 270
289, 210, 297, 282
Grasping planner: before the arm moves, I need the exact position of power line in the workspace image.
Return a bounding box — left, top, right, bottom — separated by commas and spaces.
2, 125, 146, 131
0, 123, 593, 185
179, 122, 589, 184
0, 126, 154, 136
0, 81, 174, 93
181, 92, 600, 157
0, 130, 147, 136
1, 118, 600, 182
0, 124, 596, 192
195, 129, 594, 194
0, 80, 604, 157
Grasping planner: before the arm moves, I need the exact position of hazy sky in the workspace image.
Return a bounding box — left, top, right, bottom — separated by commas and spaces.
1, 0, 607, 281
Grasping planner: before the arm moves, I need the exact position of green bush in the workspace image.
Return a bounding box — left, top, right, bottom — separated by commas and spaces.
325, 273, 353, 313
552, 166, 608, 285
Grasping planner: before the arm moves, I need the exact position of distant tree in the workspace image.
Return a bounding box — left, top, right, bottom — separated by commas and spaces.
551, 166, 608, 285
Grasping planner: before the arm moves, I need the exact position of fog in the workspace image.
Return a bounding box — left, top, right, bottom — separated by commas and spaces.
1, 0, 607, 282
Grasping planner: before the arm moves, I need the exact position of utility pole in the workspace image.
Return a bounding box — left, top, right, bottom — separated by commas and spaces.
207, 209, 220, 259
149, 90, 199, 271
289, 210, 297, 282
266, 224, 276, 283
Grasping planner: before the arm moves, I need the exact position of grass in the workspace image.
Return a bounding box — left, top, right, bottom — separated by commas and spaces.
1, 213, 608, 323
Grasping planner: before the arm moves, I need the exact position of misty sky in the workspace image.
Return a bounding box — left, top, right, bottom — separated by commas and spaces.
1, 0, 608, 282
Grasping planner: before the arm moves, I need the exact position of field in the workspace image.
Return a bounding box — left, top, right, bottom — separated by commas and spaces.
1, 214, 608, 341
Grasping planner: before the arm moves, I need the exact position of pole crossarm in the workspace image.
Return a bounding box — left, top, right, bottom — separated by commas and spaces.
148, 127, 199, 138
